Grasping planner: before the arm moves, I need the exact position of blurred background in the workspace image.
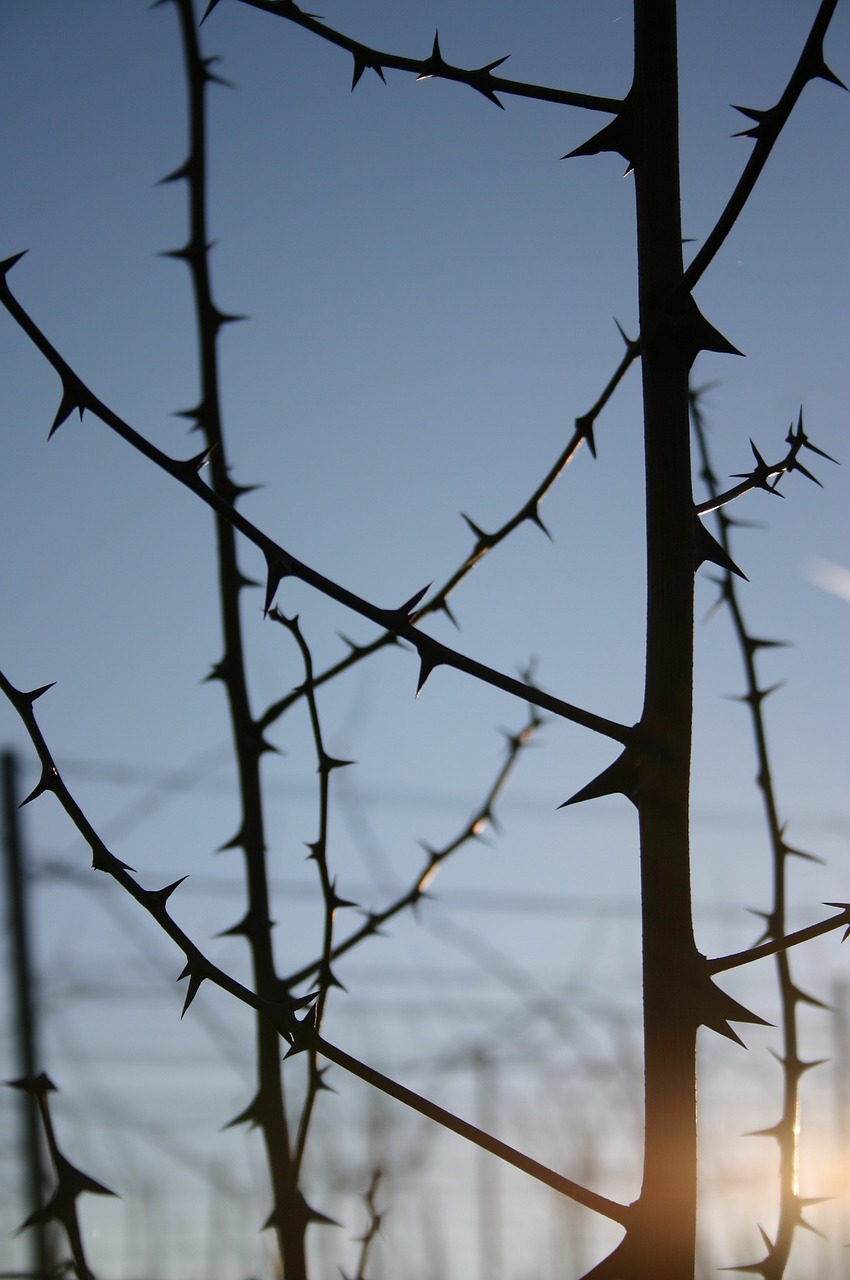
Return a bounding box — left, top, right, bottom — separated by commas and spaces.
1, 2, 848, 1277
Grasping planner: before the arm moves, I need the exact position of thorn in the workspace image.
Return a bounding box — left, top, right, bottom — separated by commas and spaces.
744, 635, 789, 655
461, 512, 488, 542
744, 1120, 783, 1141
160, 241, 210, 266
681, 298, 743, 364
812, 58, 847, 91
825, 903, 850, 940
318, 962, 347, 993
800, 441, 837, 466
782, 841, 823, 865
183, 444, 217, 474
222, 1094, 262, 1131
203, 657, 231, 684
200, 0, 222, 22
201, 56, 235, 89
158, 159, 192, 185
416, 30, 445, 80
694, 519, 748, 580
284, 1006, 319, 1058
148, 877, 188, 908
351, 54, 385, 91
90, 842, 135, 874
6, 1072, 57, 1096
700, 979, 772, 1044
525, 504, 552, 540
329, 880, 357, 912
19, 768, 58, 807
790, 456, 823, 487
0, 249, 30, 281
437, 597, 460, 629
14, 682, 57, 708
613, 316, 639, 355
791, 983, 831, 1012
59, 1159, 118, 1200
215, 912, 255, 939
263, 551, 286, 616
469, 53, 509, 107
49, 380, 86, 439
177, 963, 205, 1017
318, 755, 354, 774
216, 826, 245, 853
298, 1190, 340, 1228
731, 103, 771, 140
392, 583, 431, 622
563, 105, 633, 167
415, 649, 438, 696
560, 748, 639, 809
575, 413, 597, 458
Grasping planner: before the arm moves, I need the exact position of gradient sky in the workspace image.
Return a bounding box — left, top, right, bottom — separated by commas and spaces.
1, 3, 848, 1278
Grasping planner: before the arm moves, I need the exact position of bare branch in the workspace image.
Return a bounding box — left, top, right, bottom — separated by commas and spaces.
226, 0, 624, 115
0, 260, 635, 747
681, 0, 845, 293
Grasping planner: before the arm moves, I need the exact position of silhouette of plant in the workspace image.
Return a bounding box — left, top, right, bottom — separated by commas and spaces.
1, 2, 846, 1278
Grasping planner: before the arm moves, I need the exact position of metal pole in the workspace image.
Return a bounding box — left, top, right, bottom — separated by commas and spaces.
2, 749, 50, 1278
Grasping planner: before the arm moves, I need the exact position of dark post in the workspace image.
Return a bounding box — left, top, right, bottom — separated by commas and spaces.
2, 749, 50, 1277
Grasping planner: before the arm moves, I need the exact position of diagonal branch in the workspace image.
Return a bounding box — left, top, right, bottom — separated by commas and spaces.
282, 701, 543, 990
681, 0, 845, 293
0, 258, 634, 747
310, 1031, 630, 1225
0, 668, 629, 1229
695, 409, 837, 516
222, 0, 624, 115
708, 908, 850, 975
258, 323, 640, 732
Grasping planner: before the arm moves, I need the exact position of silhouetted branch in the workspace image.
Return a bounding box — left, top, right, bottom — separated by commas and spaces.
692, 385, 833, 1274
695, 410, 837, 516
681, 0, 845, 293
283, 700, 543, 990
7, 1074, 116, 1280
0, 258, 634, 747
346, 1169, 383, 1280
0, 667, 627, 1227
708, 908, 850, 975
307, 1033, 630, 1225
161, 3, 305, 1265
258, 323, 640, 730
220, 0, 624, 114
270, 610, 350, 1177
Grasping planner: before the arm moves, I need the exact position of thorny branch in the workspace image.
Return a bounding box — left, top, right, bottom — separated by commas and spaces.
0, 667, 629, 1227
269, 610, 349, 1178
695, 409, 837, 517
9, 1073, 116, 1280
709, 908, 850, 976
282, 696, 543, 990
346, 1169, 383, 1280
680, 0, 845, 293
692, 387, 835, 1271
218, 0, 624, 114
257, 323, 639, 733
0, 257, 635, 749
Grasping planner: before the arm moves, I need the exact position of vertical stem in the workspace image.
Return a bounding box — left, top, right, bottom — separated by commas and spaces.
632, 2, 698, 1273
170, 4, 306, 1274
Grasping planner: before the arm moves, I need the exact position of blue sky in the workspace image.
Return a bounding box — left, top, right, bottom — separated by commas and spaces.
1, 3, 848, 1277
